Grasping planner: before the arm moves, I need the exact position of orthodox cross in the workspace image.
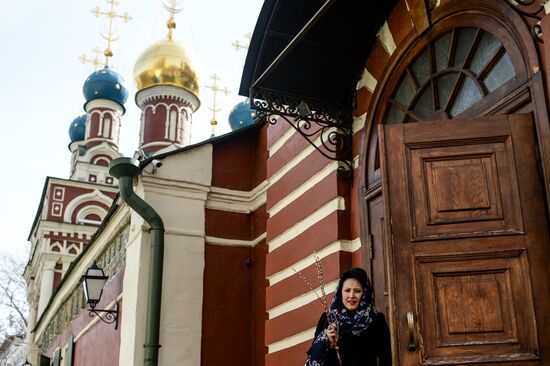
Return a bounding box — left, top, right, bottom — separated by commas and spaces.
232, 32, 252, 51
79, 46, 108, 70
204, 74, 230, 137
163, 0, 182, 40
90, 0, 132, 66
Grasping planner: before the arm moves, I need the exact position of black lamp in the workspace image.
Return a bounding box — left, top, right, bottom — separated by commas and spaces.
81, 262, 119, 329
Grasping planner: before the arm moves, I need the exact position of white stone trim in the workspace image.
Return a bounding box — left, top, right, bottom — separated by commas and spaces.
206, 180, 269, 213
268, 197, 346, 252
142, 176, 210, 201
268, 238, 362, 286
352, 113, 367, 134
268, 161, 338, 217
63, 189, 113, 223
353, 154, 359, 169
269, 126, 297, 156
268, 327, 316, 354
267, 280, 339, 319
139, 141, 172, 150
75, 205, 108, 224
136, 85, 199, 112
356, 69, 377, 93
85, 99, 124, 114
205, 233, 266, 247
269, 136, 319, 186
84, 137, 120, 149
378, 22, 397, 55
158, 226, 205, 238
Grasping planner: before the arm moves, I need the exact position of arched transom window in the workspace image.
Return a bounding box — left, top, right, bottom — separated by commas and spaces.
385, 27, 517, 124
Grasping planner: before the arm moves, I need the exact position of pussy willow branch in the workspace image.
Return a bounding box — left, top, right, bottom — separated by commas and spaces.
312, 252, 343, 366
291, 268, 328, 316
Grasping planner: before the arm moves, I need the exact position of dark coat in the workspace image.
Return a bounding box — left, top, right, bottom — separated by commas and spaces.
308, 312, 392, 366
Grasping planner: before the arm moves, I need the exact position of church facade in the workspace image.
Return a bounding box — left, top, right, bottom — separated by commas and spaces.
24, 1, 550, 365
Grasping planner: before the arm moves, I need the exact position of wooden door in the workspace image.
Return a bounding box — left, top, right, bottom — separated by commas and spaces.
379, 114, 550, 365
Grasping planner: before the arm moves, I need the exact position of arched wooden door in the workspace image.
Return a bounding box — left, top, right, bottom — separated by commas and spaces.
361, 1, 550, 365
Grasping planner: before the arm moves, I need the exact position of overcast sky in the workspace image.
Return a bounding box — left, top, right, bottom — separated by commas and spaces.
0, 0, 263, 257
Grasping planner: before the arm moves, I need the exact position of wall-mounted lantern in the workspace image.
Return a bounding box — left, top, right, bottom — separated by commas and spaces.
81, 262, 119, 329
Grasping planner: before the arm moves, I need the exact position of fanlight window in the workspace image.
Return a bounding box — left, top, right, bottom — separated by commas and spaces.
385, 27, 516, 124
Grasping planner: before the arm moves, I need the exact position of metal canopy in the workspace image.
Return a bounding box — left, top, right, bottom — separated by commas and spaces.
239, 0, 398, 180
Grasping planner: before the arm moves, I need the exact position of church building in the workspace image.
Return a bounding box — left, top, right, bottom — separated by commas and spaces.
24, 0, 550, 365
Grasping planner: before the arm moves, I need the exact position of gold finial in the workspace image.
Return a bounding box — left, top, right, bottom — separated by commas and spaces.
232, 32, 252, 51
204, 73, 230, 137
90, 0, 132, 67
163, 0, 182, 40
79, 46, 109, 70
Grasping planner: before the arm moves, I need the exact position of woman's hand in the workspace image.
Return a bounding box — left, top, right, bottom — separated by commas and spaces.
326, 322, 338, 348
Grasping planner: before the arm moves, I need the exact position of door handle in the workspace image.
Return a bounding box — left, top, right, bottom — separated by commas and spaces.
406, 311, 418, 351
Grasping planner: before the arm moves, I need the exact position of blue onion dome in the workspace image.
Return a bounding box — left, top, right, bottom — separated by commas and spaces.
83, 66, 128, 112
228, 98, 258, 131
69, 114, 87, 142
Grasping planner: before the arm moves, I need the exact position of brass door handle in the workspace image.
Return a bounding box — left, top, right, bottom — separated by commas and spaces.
406, 311, 418, 351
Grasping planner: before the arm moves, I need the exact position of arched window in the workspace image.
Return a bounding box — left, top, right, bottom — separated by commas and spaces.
385, 27, 516, 124
169, 109, 178, 141
102, 115, 112, 138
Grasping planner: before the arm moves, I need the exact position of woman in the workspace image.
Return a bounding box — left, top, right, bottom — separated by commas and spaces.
305, 268, 391, 366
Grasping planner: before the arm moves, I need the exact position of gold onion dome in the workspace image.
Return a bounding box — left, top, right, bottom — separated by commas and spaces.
133, 37, 200, 98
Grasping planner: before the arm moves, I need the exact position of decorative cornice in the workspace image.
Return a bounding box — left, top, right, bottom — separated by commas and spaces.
206, 232, 267, 247
136, 85, 199, 111
206, 180, 269, 213
142, 175, 210, 201
85, 99, 124, 114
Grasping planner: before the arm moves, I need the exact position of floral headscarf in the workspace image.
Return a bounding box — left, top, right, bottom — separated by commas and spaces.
305, 268, 378, 366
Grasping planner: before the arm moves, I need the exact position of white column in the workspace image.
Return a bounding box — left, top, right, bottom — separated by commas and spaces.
25, 301, 40, 365
37, 261, 55, 317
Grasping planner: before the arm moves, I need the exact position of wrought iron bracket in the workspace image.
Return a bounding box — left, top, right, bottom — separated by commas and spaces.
251, 92, 354, 183
88, 303, 119, 329
508, 0, 545, 42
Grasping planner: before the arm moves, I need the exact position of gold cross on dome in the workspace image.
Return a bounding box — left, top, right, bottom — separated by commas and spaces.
162, 0, 183, 40
90, 0, 132, 66
204, 73, 230, 137
232, 32, 252, 51
79, 46, 109, 70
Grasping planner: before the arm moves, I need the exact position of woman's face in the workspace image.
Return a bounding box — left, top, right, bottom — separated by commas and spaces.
341, 278, 364, 311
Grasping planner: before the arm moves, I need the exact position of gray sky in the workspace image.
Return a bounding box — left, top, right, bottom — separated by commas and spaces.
0, 0, 263, 257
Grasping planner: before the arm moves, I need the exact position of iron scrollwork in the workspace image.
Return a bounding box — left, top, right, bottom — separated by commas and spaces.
508, 0, 545, 42
88, 303, 119, 329
251, 91, 354, 182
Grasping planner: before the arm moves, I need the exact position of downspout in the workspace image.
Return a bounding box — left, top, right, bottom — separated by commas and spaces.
109, 157, 164, 366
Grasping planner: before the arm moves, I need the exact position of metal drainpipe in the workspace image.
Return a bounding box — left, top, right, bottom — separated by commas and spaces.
109, 157, 164, 366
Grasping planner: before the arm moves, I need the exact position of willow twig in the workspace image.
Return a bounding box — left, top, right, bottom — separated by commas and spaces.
295, 253, 343, 366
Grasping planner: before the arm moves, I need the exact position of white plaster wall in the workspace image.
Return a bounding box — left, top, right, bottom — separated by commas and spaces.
119, 144, 212, 366
118, 208, 149, 366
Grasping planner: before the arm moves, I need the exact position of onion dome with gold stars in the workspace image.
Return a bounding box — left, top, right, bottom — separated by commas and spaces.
69, 114, 87, 142
83, 66, 129, 112
133, 14, 201, 111
228, 98, 259, 131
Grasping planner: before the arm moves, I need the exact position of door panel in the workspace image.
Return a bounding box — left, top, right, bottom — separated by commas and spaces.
380, 114, 550, 365
368, 194, 390, 316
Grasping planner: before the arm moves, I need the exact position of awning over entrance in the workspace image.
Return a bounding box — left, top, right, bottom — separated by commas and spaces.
239, 0, 398, 118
